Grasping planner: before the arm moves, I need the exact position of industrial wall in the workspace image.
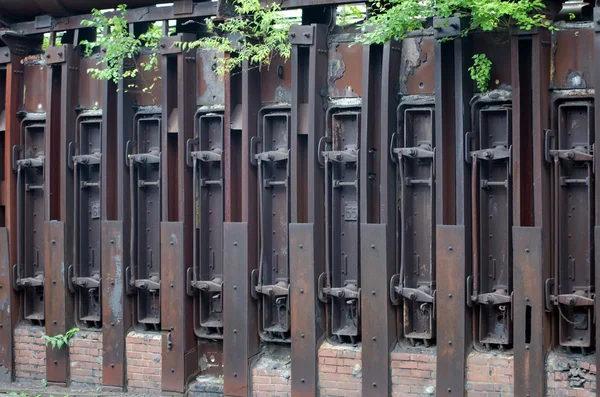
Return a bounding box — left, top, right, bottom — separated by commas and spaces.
0, 1, 597, 396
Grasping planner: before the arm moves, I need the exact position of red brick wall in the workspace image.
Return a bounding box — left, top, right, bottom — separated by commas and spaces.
69, 330, 102, 386
125, 331, 162, 393
318, 341, 362, 397
252, 347, 291, 397
14, 325, 45, 382
466, 351, 513, 396
391, 347, 436, 396
547, 351, 596, 397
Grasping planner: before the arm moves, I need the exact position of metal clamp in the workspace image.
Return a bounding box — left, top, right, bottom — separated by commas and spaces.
186, 138, 198, 167
12, 145, 21, 172
317, 136, 331, 166
250, 136, 262, 166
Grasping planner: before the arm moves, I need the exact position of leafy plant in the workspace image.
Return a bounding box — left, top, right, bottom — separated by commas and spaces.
41, 327, 79, 350
337, 5, 366, 26
177, 0, 292, 75
468, 53, 493, 92
358, 0, 552, 45
79, 5, 161, 96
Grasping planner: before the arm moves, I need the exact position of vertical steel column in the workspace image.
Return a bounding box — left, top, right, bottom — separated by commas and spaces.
511, 27, 552, 397
102, 46, 130, 390
44, 43, 77, 386
288, 23, 328, 397
0, 48, 23, 382
434, 17, 472, 397
159, 33, 198, 392
223, 59, 260, 396
595, 7, 600, 388
360, 41, 400, 396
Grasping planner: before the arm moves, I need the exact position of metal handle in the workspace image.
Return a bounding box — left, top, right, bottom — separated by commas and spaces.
464, 131, 476, 164
67, 141, 74, 170
186, 138, 198, 168
12, 145, 21, 172
317, 136, 331, 166
250, 136, 262, 166
125, 140, 132, 168
544, 130, 555, 164
389, 132, 398, 163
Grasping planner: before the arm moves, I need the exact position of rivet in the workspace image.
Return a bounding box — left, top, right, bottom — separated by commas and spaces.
448, 340, 452, 345
290, 33, 296, 38
525, 297, 530, 302
525, 248, 529, 253
301, 378, 305, 383
234, 242, 238, 246
111, 364, 115, 368
52, 240, 56, 244
370, 245, 375, 249
372, 383, 377, 387
234, 329, 237, 334
170, 283, 174, 288
372, 337, 376, 341
171, 368, 175, 373
111, 240, 114, 244
52, 280, 56, 284
526, 346, 529, 350
111, 322, 115, 326
54, 360, 58, 365
448, 246, 453, 251
300, 289, 304, 294
301, 333, 305, 338
234, 372, 238, 377
448, 388, 452, 392
233, 285, 237, 290
371, 291, 376, 295
170, 241, 173, 246
53, 321, 57, 325
299, 244, 303, 249
448, 293, 452, 298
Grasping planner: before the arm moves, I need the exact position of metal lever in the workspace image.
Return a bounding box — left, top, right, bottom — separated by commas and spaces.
254, 280, 289, 297
192, 277, 223, 292
73, 154, 101, 166
16, 274, 44, 288
322, 147, 358, 163
323, 283, 360, 299
129, 151, 160, 164
138, 180, 160, 188
394, 144, 435, 159
134, 276, 161, 291
17, 156, 45, 168
192, 148, 223, 162
255, 148, 289, 163
72, 274, 101, 289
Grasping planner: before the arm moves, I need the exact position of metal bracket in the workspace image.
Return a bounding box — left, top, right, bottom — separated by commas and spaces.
250, 136, 262, 166
289, 25, 315, 46
317, 136, 331, 166
186, 138, 198, 167
433, 17, 468, 39
389, 274, 401, 306
12, 145, 20, 172
317, 272, 328, 303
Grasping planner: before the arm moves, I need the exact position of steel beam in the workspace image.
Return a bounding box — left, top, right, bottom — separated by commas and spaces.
159, 34, 198, 392
595, 7, 600, 389
289, 22, 328, 397
511, 27, 552, 397
434, 17, 472, 397
222, 59, 260, 396
0, 52, 23, 382
360, 41, 400, 396
44, 43, 78, 386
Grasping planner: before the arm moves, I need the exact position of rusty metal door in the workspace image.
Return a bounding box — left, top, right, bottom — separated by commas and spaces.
69, 113, 102, 328
546, 98, 595, 349
187, 110, 224, 340
390, 101, 436, 345
467, 98, 513, 348
13, 116, 46, 324
252, 106, 291, 343
320, 106, 361, 344
126, 111, 162, 329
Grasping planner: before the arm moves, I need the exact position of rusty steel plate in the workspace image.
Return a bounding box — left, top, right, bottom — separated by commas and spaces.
289, 223, 320, 397
513, 226, 544, 397
0, 228, 13, 381
101, 221, 126, 389
223, 222, 250, 397
595, 227, 600, 380
360, 224, 393, 396
161, 221, 197, 393
44, 221, 70, 385
435, 225, 466, 397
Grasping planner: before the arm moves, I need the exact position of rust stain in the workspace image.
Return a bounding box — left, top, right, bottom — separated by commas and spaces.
23, 65, 49, 113
260, 55, 292, 103
402, 36, 435, 95
328, 42, 363, 98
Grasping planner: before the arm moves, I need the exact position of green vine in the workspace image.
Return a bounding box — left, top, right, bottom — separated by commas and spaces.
41, 328, 79, 350
80, 5, 161, 95
359, 0, 552, 45
337, 5, 366, 26
177, 0, 292, 75
468, 53, 493, 92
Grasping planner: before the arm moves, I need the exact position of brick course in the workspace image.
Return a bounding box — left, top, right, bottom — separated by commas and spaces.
69, 330, 102, 387
466, 350, 513, 396
125, 330, 162, 393
14, 325, 45, 382
252, 346, 291, 397
547, 351, 596, 397
318, 341, 362, 397
391, 345, 436, 396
